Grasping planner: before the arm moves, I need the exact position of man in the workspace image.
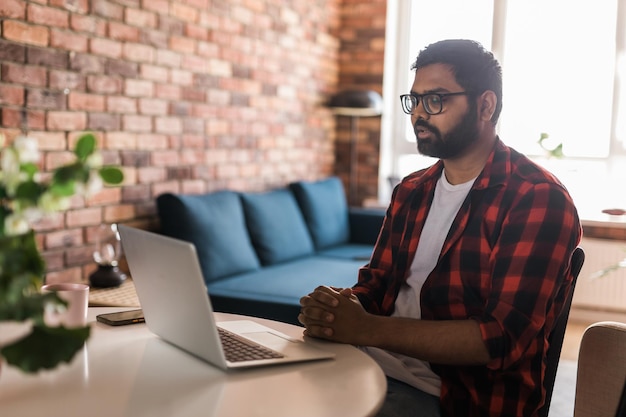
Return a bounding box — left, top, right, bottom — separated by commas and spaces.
299, 39, 581, 417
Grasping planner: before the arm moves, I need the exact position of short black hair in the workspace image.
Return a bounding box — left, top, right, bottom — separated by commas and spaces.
411, 39, 503, 124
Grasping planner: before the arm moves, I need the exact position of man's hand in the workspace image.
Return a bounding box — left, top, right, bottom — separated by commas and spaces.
298, 286, 370, 344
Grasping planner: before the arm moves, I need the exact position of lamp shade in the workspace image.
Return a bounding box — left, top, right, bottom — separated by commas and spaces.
328, 90, 383, 117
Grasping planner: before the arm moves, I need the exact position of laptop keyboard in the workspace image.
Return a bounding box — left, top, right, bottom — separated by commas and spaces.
218, 328, 284, 362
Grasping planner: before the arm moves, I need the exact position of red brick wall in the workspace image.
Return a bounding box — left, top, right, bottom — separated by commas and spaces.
0, 0, 386, 282
334, 0, 386, 206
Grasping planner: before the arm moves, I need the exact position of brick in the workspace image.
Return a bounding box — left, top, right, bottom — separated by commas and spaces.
47, 111, 87, 131
120, 150, 149, 166
181, 86, 204, 102
155, 117, 182, 134
142, 0, 168, 14
184, 23, 208, 41
171, 101, 190, 116
3, 20, 49, 47
88, 113, 121, 131
151, 150, 179, 166
27, 46, 69, 69
0, 40, 26, 62
136, 133, 167, 150
108, 21, 139, 42
71, 14, 106, 35
105, 131, 137, 149
50, 28, 88, 52
121, 184, 150, 203
181, 179, 206, 195
106, 96, 137, 114
139, 98, 168, 115
170, 3, 198, 23
40, 250, 65, 271
122, 114, 152, 132
50, 0, 90, 14
45, 268, 83, 284
70, 53, 105, 73
115, 0, 140, 7
154, 84, 181, 101
137, 166, 166, 183
124, 8, 157, 28
87, 75, 122, 94
45, 150, 76, 170
103, 204, 135, 223
0, 0, 25, 18
2, 63, 47, 86
140, 29, 168, 49
90, 38, 122, 58
155, 49, 182, 68
68, 92, 105, 112
2, 108, 45, 130
106, 59, 138, 78
170, 69, 193, 85
183, 118, 204, 134
139, 64, 168, 82
65, 207, 102, 228
27, 4, 69, 28
197, 41, 219, 58
45, 228, 83, 249
50, 70, 86, 91
92, 0, 123, 20
157, 15, 183, 35
27, 88, 66, 110
122, 42, 155, 63
124, 79, 154, 97
85, 187, 122, 207
0, 84, 24, 106
169, 35, 196, 54
28, 130, 66, 150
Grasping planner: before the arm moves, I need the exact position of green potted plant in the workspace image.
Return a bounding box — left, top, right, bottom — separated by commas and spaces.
0, 132, 123, 373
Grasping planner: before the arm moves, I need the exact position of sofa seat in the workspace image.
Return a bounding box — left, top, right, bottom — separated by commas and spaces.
156, 176, 384, 325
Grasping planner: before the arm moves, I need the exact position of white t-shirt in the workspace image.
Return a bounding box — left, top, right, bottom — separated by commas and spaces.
361, 170, 475, 396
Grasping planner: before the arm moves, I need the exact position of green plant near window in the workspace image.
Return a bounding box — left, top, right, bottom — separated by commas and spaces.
538, 132, 564, 159
0, 132, 124, 373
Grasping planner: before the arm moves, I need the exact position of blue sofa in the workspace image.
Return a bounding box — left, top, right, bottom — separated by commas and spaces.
156, 177, 385, 325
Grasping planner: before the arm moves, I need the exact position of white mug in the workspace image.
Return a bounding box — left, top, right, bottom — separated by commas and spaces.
41, 283, 89, 328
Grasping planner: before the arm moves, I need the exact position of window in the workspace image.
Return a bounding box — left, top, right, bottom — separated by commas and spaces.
380, 0, 626, 220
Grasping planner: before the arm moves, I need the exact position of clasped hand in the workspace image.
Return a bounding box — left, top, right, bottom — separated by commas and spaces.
298, 286, 369, 344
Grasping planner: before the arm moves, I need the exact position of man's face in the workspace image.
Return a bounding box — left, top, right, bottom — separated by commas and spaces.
410, 64, 479, 159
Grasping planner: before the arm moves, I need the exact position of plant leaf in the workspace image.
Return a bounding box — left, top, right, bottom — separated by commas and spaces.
0, 324, 90, 373
99, 166, 124, 184
75, 133, 96, 161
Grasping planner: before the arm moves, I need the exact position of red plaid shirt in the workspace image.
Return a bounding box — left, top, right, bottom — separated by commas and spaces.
353, 139, 582, 417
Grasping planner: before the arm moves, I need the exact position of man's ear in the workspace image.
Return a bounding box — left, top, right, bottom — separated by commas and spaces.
478, 91, 497, 122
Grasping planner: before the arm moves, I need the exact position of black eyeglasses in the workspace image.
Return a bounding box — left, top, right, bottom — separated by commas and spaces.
399, 92, 469, 115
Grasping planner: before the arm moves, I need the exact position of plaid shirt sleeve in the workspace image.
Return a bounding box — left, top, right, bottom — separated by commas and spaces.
353, 139, 582, 417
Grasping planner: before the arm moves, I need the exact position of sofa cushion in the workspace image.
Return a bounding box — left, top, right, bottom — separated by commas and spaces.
209, 256, 362, 304
156, 191, 260, 283
290, 177, 350, 249
241, 189, 314, 265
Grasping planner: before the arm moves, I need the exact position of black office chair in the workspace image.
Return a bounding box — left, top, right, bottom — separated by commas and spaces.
539, 247, 586, 417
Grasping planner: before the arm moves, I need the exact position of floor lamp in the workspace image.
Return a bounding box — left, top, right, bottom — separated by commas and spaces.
329, 90, 383, 206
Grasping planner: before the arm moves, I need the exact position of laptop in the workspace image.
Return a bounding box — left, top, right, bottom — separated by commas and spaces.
117, 225, 335, 370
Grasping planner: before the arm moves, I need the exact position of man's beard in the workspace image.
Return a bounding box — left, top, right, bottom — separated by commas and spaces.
414, 104, 479, 159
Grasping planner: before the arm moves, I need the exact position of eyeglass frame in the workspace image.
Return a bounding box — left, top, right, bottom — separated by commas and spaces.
399, 91, 470, 115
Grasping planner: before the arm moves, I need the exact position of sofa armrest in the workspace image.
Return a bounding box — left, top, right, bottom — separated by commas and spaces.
348, 207, 385, 245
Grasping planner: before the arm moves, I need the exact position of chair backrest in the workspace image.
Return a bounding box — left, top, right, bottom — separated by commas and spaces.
574, 321, 626, 417
539, 246, 586, 417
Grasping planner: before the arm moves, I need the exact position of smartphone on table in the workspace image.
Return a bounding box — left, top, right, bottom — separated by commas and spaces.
96, 309, 145, 326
